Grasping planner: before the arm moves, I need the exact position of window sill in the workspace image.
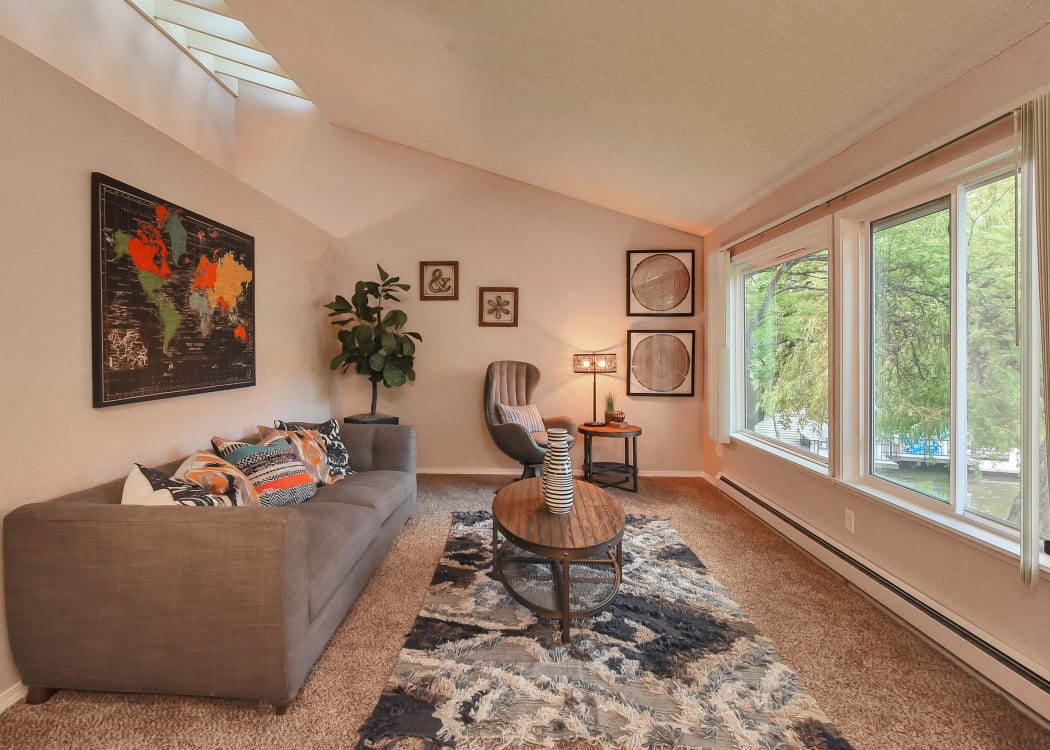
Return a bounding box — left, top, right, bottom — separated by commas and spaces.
728, 433, 1049, 576
732, 432, 829, 477
833, 476, 1050, 576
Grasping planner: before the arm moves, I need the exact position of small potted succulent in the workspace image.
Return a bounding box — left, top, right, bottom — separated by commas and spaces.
603, 392, 626, 426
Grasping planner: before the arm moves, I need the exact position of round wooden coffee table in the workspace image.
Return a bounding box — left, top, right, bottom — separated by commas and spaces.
491, 478, 625, 642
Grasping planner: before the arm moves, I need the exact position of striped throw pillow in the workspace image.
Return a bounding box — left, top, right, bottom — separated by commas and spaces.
497, 402, 545, 433
212, 437, 318, 507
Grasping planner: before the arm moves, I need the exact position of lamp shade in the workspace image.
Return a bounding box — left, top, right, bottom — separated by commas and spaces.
572, 353, 617, 374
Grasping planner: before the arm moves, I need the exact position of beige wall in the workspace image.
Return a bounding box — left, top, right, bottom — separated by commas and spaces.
703, 25, 1050, 719
2, 0, 1047, 721
232, 83, 705, 474
329, 175, 703, 473
0, 4, 705, 709
1, 0, 706, 479
0, 0, 236, 170
0, 36, 335, 701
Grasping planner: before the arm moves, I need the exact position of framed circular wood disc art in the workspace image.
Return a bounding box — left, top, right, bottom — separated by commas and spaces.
627, 329, 695, 396
627, 249, 695, 316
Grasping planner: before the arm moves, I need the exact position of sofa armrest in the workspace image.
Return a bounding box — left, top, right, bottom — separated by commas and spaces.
3, 502, 309, 702
339, 423, 417, 474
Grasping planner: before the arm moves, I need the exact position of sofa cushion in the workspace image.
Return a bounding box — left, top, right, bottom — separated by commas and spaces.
308, 470, 415, 526
275, 419, 350, 480
175, 450, 260, 506
294, 503, 381, 620
212, 438, 317, 507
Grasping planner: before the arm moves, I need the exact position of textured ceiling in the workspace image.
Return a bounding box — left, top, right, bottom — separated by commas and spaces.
228, 0, 1049, 235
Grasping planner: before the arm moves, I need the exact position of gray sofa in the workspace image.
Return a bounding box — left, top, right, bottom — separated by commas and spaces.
3, 422, 416, 714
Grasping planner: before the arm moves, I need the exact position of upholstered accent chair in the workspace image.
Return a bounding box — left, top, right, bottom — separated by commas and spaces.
484, 360, 579, 478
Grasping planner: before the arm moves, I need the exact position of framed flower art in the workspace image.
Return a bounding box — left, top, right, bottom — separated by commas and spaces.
479, 287, 518, 327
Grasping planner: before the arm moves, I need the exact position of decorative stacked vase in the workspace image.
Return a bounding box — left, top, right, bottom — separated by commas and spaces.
541, 427, 574, 514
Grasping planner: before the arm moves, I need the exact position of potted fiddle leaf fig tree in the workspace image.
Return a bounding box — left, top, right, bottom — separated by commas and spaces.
324, 264, 422, 423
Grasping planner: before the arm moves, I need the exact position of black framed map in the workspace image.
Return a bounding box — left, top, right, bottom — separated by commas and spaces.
91, 173, 255, 407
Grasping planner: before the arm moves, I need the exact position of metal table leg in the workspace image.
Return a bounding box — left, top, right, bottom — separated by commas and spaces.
560, 559, 571, 642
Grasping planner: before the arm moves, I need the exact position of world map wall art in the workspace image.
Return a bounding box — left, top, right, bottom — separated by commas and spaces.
91, 173, 255, 407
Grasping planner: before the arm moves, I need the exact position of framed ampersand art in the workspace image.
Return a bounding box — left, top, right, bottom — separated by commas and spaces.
419, 260, 459, 300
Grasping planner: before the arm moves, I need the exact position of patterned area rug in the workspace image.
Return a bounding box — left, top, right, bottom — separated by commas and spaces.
357, 512, 853, 750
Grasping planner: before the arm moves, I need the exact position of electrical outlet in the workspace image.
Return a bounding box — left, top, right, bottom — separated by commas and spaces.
715, 443, 723, 457
844, 509, 855, 534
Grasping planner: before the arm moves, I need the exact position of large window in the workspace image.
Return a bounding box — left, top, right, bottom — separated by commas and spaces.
871, 197, 953, 500
964, 176, 1023, 525
726, 153, 1048, 551
869, 174, 1028, 530
739, 231, 829, 460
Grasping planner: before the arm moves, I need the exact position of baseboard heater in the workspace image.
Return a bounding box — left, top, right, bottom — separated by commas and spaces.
717, 474, 1050, 696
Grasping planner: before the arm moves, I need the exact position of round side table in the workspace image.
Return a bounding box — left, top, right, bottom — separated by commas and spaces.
578, 423, 641, 492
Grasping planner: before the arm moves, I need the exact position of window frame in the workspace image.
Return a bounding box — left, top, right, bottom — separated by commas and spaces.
844, 147, 1029, 544
867, 193, 956, 510
729, 218, 832, 472
724, 138, 1047, 565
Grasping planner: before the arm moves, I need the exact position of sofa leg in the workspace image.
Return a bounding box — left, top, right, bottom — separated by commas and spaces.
270, 700, 291, 716
25, 686, 57, 705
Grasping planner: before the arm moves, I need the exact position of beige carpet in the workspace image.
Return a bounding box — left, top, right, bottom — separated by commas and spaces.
0, 476, 1047, 750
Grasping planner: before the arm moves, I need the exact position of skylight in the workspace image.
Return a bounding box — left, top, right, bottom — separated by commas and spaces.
124, 0, 308, 100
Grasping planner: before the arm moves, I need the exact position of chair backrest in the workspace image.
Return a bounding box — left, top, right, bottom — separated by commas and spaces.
484, 361, 541, 428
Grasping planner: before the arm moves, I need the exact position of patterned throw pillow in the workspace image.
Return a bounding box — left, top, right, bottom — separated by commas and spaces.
212, 437, 318, 507
274, 418, 350, 480
497, 402, 545, 433
175, 450, 260, 506
258, 425, 333, 486
122, 463, 235, 507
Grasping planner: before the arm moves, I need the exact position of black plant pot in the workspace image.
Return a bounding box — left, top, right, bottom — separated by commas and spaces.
344, 413, 400, 425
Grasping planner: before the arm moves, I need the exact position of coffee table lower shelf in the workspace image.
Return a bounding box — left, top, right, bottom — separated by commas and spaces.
493, 537, 621, 642
491, 478, 626, 643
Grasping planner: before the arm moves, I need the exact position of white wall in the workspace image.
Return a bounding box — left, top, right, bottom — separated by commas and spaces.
0, 36, 334, 703
232, 82, 705, 474
703, 24, 1050, 719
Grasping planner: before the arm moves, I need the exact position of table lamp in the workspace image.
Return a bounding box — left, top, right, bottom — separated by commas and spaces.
572, 352, 617, 426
